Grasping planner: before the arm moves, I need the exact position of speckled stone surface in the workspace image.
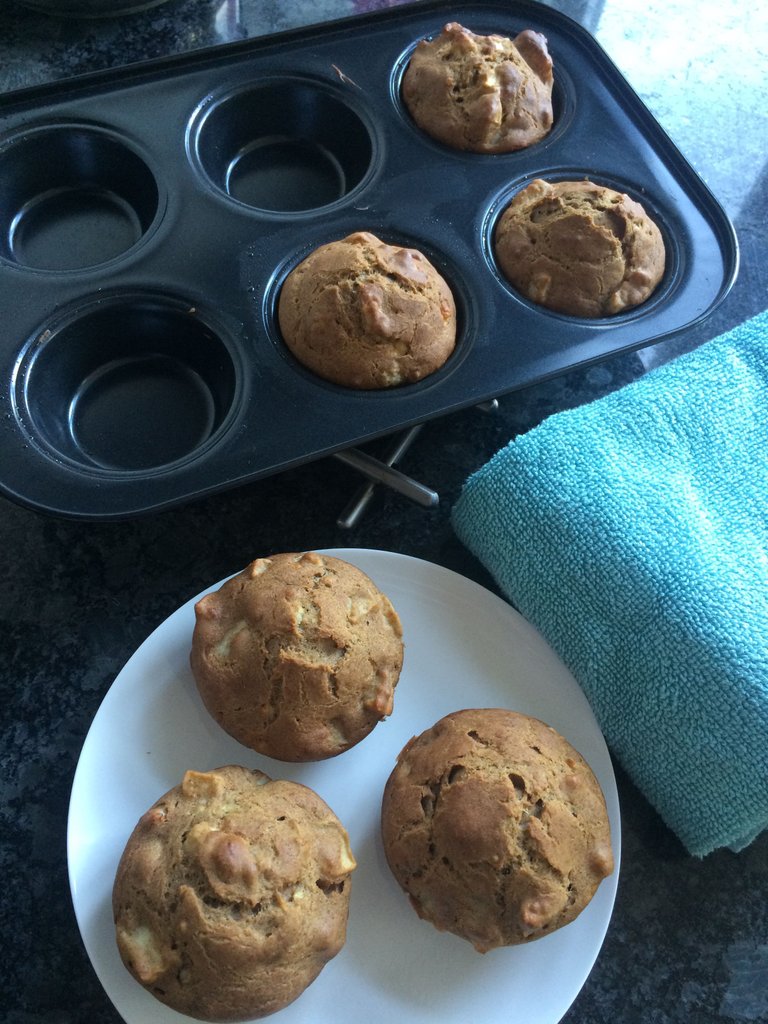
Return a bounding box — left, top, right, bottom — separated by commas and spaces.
1, 1, 767, 1022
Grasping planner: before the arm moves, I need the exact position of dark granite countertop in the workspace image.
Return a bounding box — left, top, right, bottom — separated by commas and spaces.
1, 1, 766, 1022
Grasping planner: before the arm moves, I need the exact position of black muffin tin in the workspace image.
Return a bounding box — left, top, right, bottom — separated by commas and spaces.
0, 0, 738, 519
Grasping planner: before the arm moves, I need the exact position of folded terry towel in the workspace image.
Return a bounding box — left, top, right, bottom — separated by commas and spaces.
452, 309, 768, 857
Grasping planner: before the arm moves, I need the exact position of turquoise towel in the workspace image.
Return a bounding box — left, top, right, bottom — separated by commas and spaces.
452, 310, 768, 857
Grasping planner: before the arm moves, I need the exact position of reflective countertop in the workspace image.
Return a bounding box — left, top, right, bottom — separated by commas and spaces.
1, 2, 767, 1022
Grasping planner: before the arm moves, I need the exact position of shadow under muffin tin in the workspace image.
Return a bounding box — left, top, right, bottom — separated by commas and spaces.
0, 0, 737, 520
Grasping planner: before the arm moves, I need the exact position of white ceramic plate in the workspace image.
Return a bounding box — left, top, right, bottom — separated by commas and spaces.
68, 548, 620, 1024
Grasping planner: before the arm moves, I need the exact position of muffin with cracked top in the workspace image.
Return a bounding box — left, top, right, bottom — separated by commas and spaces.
381, 708, 614, 951
112, 765, 356, 1021
277, 231, 456, 389
402, 22, 554, 153
494, 177, 666, 317
190, 551, 404, 761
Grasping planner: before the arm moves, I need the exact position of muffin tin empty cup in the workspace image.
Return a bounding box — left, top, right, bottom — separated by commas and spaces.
18, 297, 238, 473
191, 80, 374, 213
0, 125, 160, 272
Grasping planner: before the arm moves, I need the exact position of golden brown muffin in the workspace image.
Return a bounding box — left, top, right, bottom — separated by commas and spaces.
494, 178, 666, 317
381, 709, 614, 952
277, 231, 456, 389
402, 22, 554, 153
190, 551, 404, 761
112, 765, 356, 1021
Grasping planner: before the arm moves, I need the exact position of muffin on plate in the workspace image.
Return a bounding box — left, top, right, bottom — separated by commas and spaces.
381, 708, 614, 951
112, 765, 356, 1021
190, 551, 404, 761
402, 22, 554, 153
494, 177, 666, 317
277, 231, 456, 389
